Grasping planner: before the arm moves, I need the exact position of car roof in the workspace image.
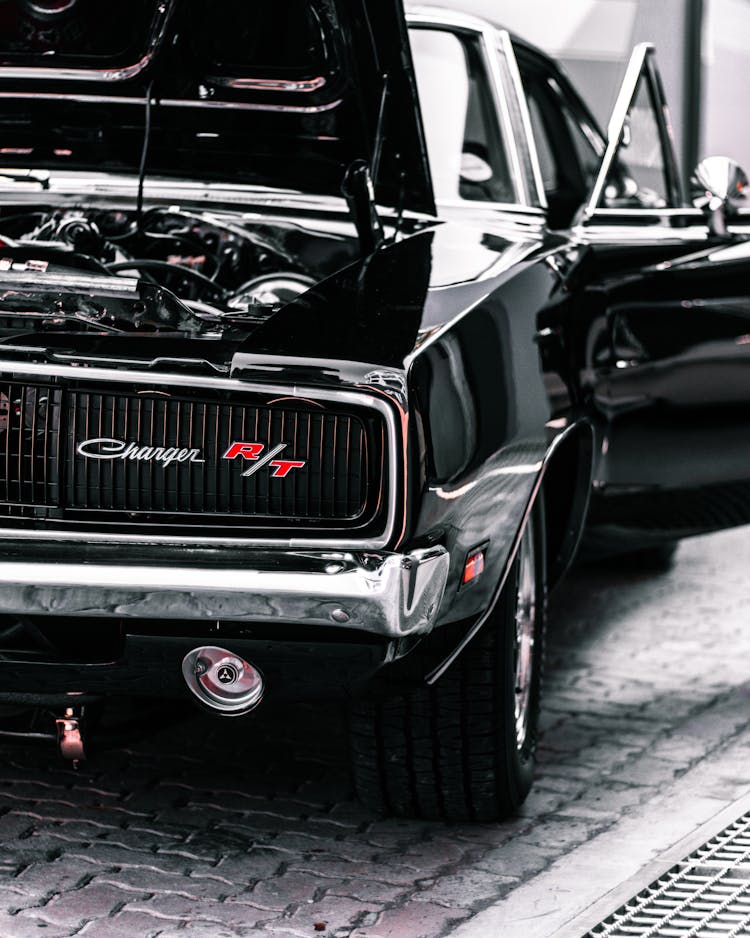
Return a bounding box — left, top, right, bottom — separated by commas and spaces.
404, 3, 552, 63
405, 3, 606, 142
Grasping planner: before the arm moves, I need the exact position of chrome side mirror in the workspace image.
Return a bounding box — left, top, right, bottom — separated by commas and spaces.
691, 156, 748, 238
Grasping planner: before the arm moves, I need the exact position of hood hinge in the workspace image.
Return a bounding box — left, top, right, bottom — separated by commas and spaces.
342, 159, 385, 257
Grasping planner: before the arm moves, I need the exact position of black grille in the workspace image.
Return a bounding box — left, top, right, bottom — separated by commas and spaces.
0, 383, 62, 508
0, 380, 387, 535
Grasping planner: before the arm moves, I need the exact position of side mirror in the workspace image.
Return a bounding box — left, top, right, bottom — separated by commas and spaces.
691, 156, 748, 238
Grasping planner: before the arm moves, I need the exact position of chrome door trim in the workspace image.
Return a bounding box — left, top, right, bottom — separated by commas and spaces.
496, 30, 548, 209
589, 208, 703, 218
481, 25, 529, 206
574, 224, 708, 245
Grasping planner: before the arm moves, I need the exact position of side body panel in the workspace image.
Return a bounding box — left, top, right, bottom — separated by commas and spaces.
406, 250, 566, 625
577, 238, 750, 548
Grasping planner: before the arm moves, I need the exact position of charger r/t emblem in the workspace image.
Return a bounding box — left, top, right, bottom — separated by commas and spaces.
223, 441, 306, 478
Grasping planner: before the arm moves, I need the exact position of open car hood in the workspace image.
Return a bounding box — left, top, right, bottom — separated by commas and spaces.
0, 0, 434, 215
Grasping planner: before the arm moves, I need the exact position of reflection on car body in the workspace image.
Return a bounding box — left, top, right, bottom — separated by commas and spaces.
0, 0, 744, 821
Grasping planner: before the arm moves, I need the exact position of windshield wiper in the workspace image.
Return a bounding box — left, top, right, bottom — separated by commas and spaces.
0, 170, 50, 190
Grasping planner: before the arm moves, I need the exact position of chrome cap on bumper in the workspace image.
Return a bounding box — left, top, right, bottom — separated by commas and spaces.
0, 546, 450, 639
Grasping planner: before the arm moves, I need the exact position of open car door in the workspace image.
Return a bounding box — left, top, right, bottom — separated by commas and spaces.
573, 45, 750, 557
576, 43, 708, 246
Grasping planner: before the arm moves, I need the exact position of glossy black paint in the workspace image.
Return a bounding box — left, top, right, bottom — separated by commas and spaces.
0, 204, 591, 703
0, 1, 747, 712
239, 228, 434, 369
234, 217, 588, 630
0, 0, 434, 214
578, 237, 750, 546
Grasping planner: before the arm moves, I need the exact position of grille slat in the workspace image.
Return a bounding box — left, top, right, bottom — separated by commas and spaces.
0, 381, 380, 531
17, 385, 25, 502
0, 383, 61, 507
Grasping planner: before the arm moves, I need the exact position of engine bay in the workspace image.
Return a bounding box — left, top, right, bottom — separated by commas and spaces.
0, 204, 341, 338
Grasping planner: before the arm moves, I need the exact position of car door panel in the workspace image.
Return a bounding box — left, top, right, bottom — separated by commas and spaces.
565, 47, 750, 548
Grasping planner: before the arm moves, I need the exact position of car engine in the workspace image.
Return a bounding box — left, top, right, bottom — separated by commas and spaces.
0, 205, 324, 337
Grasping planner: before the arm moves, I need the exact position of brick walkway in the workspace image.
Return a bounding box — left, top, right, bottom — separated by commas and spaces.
0, 527, 749, 937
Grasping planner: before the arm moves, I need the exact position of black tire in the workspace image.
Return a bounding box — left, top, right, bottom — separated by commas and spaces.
348, 503, 547, 822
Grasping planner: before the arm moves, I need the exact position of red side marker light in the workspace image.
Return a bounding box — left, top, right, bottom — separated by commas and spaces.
462, 548, 485, 585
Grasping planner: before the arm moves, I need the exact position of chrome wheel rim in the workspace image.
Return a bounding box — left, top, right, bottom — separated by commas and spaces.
513, 523, 537, 750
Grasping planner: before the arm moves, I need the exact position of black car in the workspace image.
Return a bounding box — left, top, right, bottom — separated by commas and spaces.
0, 0, 746, 822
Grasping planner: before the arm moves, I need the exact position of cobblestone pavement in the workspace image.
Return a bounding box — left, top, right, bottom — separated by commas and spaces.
0, 526, 749, 938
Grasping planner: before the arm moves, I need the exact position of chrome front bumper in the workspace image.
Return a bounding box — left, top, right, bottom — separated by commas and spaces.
0, 546, 450, 639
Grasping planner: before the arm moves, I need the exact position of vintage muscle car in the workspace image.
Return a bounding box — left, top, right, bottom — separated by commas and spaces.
0, 0, 746, 821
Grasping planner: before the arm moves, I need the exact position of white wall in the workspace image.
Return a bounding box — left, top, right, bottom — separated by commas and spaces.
702, 0, 750, 169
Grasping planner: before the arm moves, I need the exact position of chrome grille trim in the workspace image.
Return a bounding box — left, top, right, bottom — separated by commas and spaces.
0, 361, 402, 550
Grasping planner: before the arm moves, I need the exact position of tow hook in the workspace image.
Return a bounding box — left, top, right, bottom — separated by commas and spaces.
56, 707, 86, 764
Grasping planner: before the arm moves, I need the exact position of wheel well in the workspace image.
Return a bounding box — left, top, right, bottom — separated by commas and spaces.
542, 422, 594, 589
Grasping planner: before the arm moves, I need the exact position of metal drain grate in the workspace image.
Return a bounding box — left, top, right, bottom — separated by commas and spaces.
586, 812, 750, 937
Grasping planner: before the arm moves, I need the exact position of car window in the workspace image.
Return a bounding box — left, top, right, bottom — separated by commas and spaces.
409, 27, 515, 204
517, 62, 603, 228
599, 74, 670, 209
555, 83, 604, 188
526, 96, 556, 191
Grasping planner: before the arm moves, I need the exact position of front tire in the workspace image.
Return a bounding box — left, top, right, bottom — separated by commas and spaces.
348, 504, 546, 821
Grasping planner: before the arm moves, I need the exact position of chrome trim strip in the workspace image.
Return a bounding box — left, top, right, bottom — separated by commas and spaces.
0, 360, 402, 551
589, 207, 703, 217
0, 92, 149, 106
0, 57, 153, 84
435, 199, 545, 217
0, 270, 138, 294
497, 30, 548, 210
481, 25, 528, 206
407, 7, 494, 34
574, 224, 708, 244
161, 96, 342, 115
0, 170, 434, 224
0, 546, 450, 639
582, 43, 683, 213
0, 91, 342, 115
207, 75, 327, 93
0, 0, 177, 83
